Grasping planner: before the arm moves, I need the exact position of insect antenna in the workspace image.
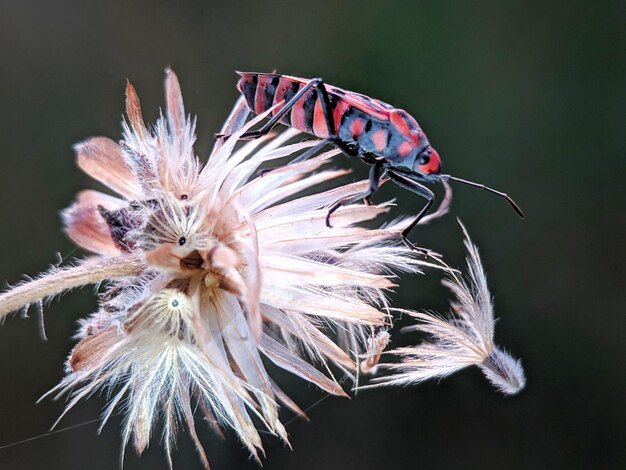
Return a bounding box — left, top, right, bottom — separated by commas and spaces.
441, 174, 524, 218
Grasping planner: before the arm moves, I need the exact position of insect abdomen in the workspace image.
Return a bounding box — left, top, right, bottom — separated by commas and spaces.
238, 73, 352, 138
238, 74, 279, 117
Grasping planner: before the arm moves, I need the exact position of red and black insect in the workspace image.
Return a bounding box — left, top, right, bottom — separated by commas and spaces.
231, 72, 523, 247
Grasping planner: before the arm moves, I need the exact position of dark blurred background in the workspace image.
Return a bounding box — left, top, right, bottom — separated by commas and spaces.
0, 1, 624, 469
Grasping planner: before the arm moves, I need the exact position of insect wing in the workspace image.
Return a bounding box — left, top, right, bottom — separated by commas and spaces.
328, 87, 392, 121
281, 75, 391, 122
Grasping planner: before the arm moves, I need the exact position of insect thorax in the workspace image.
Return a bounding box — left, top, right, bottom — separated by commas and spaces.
338, 108, 418, 171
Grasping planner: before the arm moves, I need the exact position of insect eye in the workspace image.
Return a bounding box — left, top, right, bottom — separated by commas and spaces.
418, 155, 430, 166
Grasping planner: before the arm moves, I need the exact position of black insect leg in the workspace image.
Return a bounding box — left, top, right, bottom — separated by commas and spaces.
283, 134, 359, 168
326, 162, 383, 228
258, 137, 332, 176
289, 138, 333, 165
278, 79, 342, 164
329, 137, 359, 157
258, 134, 355, 176
315, 79, 337, 137
217, 79, 324, 140
386, 170, 435, 251
257, 79, 354, 174
361, 159, 384, 205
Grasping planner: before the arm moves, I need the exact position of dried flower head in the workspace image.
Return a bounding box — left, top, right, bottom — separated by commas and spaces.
0, 69, 433, 467
372, 222, 525, 395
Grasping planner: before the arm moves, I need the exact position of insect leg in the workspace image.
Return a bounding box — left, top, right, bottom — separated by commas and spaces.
325, 162, 382, 228
275, 80, 346, 166
260, 81, 356, 173
260, 135, 361, 176
289, 138, 333, 165
258, 137, 332, 176
386, 170, 434, 250
285, 78, 358, 163
238, 78, 324, 140
283, 133, 359, 167
329, 137, 359, 157
362, 160, 383, 205
315, 81, 336, 138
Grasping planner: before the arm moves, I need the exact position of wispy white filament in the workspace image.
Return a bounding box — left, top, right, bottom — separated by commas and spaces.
371, 222, 525, 395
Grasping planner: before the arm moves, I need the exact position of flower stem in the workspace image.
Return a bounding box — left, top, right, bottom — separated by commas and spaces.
0, 255, 144, 319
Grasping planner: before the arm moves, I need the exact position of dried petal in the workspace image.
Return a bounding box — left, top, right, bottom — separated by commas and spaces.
69, 327, 121, 372
75, 137, 142, 198
125, 80, 147, 141
63, 204, 119, 256
164, 67, 186, 139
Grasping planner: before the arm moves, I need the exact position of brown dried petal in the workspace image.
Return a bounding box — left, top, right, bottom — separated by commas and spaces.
63, 192, 122, 256
69, 326, 121, 372
164, 68, 185, 138
125, 80, 147, 141
75, 137, 142, 198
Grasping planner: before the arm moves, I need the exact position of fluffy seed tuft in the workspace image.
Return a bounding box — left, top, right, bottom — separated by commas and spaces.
370, 221, 525, 395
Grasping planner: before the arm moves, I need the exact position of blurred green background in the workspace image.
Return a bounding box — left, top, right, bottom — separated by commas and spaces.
0, 1, 624, 468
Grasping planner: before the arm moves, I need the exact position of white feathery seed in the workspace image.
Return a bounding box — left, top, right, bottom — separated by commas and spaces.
371, 222, 525, 395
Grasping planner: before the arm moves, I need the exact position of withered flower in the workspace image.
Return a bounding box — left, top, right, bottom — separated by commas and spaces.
371, 222, 525, 395
0, 70, 432, 467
